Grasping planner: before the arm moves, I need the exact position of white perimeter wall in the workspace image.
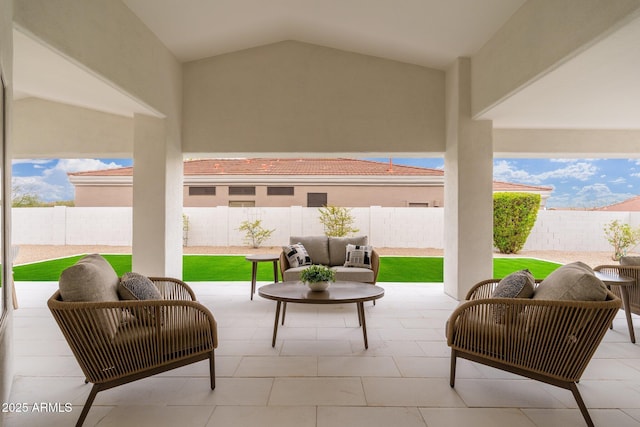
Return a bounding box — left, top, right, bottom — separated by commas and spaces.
11, 206, 640, 253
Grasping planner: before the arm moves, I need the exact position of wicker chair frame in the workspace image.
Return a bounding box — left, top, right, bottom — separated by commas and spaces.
446, 279, 621, 427
47, 277, 218, 427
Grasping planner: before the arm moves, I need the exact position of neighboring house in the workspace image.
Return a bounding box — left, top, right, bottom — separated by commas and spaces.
68, 158, 552, 208
595, 195, 640, 211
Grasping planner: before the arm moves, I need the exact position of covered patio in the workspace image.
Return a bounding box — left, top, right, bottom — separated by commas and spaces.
7, 280, 640, 427
2, 1, 640, 426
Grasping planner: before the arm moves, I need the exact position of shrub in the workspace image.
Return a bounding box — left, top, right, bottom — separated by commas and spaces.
318, 205, 359, 237
238, 219, 275, 248
493, 192, 540, 254
604, 220, 640, 261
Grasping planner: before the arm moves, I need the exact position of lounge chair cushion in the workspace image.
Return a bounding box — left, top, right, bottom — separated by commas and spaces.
533, 261, 607, 301
58, 254, 121, 337
59, 254, 119, 302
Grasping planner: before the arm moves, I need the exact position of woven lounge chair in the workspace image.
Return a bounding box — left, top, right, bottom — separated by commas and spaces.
48, 276, 218, 427
446, 277, 620, 427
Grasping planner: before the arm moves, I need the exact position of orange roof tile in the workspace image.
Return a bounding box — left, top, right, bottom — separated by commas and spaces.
69, 158, 444, 177
595, 195, 640, 211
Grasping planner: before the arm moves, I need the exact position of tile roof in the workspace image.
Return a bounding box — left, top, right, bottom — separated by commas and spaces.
69, 158, 444, 177
68, 158, 553, 192
492, 180, 553, 192
594, 195, 640, 211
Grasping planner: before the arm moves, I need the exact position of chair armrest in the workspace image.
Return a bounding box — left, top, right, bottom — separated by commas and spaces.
465, 278, 544, 300
148, 276, 197, 301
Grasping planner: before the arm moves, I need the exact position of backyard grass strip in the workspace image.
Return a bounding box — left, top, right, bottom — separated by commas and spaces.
13, 254, 562, 282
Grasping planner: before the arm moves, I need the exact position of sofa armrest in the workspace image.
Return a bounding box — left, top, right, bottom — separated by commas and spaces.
370, 250, 380, 284
279, 252, 290, 281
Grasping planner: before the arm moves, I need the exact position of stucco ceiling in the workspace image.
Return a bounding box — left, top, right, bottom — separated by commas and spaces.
12, 0, 640, 129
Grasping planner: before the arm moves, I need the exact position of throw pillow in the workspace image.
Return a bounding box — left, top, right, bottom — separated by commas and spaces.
118, 272, 162, 325
290, 236, 330, 265
491, 269, 535, 324
344, 244, 373, 269
533, 261, 608, 301
283, 243, 312, 268
329, 236, 368, 266
492, 269, 535, 299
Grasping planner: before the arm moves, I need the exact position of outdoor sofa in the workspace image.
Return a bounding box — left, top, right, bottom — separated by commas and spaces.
280, 235, 379, 284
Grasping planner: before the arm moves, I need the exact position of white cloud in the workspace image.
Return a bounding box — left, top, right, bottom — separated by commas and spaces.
610, 177, 626, 185
43, 159, 122, 177
494, 160, 597, 184
12, 175, 67, 201
555, 183, 635, 208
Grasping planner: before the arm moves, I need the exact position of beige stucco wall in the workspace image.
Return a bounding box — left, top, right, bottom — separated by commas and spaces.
75, 186, 133, 207
13, 98, 134, 157
183, 41, 445, 156
472, 0, 640, 117
184, 184, 444, 208
494, 128, 640, 157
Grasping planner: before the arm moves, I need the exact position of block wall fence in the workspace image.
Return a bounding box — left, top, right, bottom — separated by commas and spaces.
11, 206, 640, 253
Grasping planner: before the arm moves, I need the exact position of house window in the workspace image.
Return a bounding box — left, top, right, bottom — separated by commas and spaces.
267, 186, 294, 196
307, 193, 327, 207
189, 186, 216, 196
229, 186, 256, 196
229, 201, 255, 207
408, 202, 429, 207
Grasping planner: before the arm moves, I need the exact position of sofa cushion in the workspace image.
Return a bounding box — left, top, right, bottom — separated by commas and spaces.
620, 256, 640, 266
533, 261, 608, 301
290, 236, 330, 266
283, 243, 313, 268
329, 236, 368, 266
331, 266, 375, 283
344, 244, 373, 269
282, 266, 310, 282
59, 254, 121, 337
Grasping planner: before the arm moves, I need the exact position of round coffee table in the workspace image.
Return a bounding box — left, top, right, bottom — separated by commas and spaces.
258, 281, 384, 349
595, 270, 636, 343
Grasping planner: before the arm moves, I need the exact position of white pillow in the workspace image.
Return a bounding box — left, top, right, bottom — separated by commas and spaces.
283, 243, 312, 268
344, 244, 373, 269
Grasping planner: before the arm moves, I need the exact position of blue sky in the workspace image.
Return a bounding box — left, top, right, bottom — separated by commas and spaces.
11, 157, 640, 208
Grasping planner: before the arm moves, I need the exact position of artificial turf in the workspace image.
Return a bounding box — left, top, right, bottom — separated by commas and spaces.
13, 254, 562, 282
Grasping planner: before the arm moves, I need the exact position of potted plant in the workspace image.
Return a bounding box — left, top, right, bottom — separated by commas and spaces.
300, 265, 336, 291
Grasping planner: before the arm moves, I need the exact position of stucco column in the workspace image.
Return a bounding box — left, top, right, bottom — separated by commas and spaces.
132, 114, 183, 277
444, 58, 493, 300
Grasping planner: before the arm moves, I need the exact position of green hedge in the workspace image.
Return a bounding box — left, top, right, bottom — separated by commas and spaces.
493, 192, 540, 254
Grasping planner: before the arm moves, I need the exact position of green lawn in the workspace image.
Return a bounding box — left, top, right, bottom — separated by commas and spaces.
13, 254, 562, 282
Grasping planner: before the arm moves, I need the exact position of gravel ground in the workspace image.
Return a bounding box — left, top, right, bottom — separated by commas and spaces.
13, 244, 621, 269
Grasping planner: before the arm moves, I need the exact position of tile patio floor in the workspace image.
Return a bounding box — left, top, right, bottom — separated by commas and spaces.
4, 280, 640, 427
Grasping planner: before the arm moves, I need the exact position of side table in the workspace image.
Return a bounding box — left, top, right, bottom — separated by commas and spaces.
595, 270, 636, 343
245, 254, 280, 300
